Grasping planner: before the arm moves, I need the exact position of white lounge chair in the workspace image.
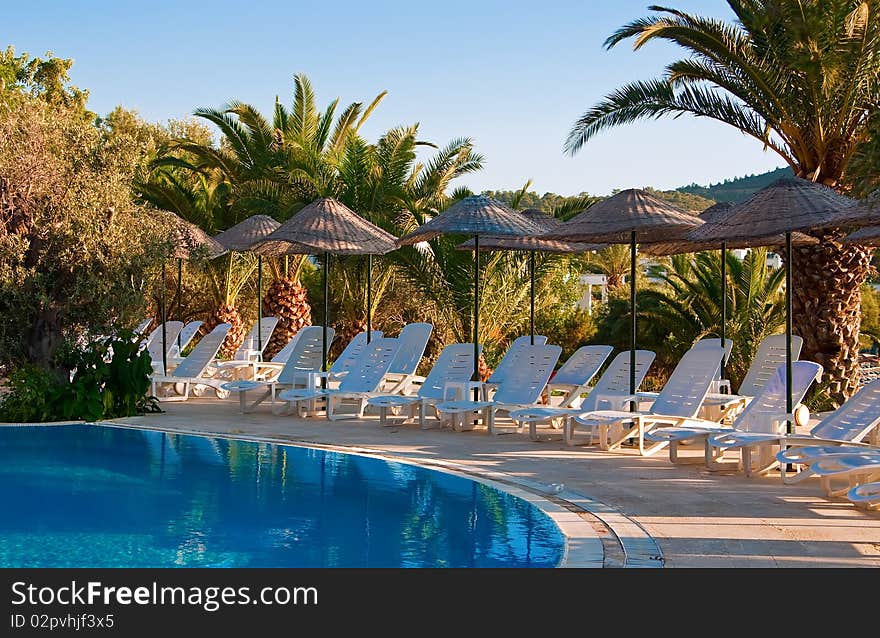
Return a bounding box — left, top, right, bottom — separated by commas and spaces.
168, 320, 203, 359
220, 326, 333, 413
318, 330, 383, 387
710, 378, 880, 482
150, 323, 232, 401
509, 350, 656, 441
567, 345, 723, 454
808, 452, 880, 498
434, 344, 562, 435
485, 335, 548, 392
545, 345, 615, 408
366, 343, 480, 429
211, 317, 281, 379
277, 337, 401, 420
645, 361, 822, 466
380, 323, 433, 394
133, 318, 152, 337
147, 321, 184, 374
848, 481, 880, 510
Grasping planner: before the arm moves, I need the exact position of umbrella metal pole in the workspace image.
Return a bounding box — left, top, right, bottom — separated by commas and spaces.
473, 235, 480, 402
176, 258, 182, 350
161, 259, 167, 376
367, 255, 372, 344
529, 250, 536, 345
257, 255, 262, 357
629, 231, 637, 410
785, 232, 793, 435
720, 242, 727, 383
322, 253, 329, 390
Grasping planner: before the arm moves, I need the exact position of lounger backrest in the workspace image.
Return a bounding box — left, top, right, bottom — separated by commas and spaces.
492, 345, 562, 405
177, 321, 203, 352
173, 323, 231, 379
270, 331, 302, 364
488, 334, 548, 384
811, 378, 880, 442
277, 326, 334, 385
734, 361, 822, 433
147, 322, 184, 363
580, 350, 655, 411
650, 346, 723, 418
738, 334, 803, 398
339, 338, 401, 393
329, 331, 383, 376
134, 318, 152, 337
692, 338, 734, 365
550, 345, 614, 386
417, 343, 480, 400
387, 323, 433, 375
234, 317, 279, 359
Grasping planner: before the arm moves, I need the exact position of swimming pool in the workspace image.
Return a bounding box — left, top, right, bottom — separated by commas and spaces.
0, 424, 565, 567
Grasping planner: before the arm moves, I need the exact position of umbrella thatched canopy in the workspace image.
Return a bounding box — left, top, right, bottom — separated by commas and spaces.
214, 214, 280, 251
541, 189, 702, 244
396, 195, 543, 245
684, 177, 856, 244
252, 198, 400, 374
843, 224, 880, 246
162, 212, 226, 260
256, 198, 397, 256
833, 189, 880, 229
642, 203, 817, 256
456, 208, 601, 253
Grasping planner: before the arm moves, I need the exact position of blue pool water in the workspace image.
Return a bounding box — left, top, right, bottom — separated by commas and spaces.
0, 425, 564, 567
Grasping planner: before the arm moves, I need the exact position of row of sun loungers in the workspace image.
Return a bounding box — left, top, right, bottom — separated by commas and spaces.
142, 319, 880, 512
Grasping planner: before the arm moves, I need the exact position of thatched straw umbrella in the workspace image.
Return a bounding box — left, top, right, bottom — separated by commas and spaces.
255, 198, 398, 380
642, 202, 817, 379
457, 208, 601, 343
542, 189, 703, 400
158, 212, 226, 375
213, 215, 281, 354
397, 195, 543, 394
685, 177, 857, 430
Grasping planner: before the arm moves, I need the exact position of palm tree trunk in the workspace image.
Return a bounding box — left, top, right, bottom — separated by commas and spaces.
787, 231, 874, 407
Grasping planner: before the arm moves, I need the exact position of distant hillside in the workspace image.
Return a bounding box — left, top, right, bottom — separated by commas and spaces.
641, 187, 714, 213
677, 166, 793, 203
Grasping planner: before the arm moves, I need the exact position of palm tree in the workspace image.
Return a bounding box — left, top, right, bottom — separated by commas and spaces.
566, 1, 880, 405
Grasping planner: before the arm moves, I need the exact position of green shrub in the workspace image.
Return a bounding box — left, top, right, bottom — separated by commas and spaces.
0, 365, 58, 422
0, 331, 160, 422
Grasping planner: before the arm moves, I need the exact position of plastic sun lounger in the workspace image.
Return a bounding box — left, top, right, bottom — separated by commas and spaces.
168, 320, 203, 359
509, 349, 655, 442
220, 326, 333, 413
848, 481, 880, 510
434, 344, 562, 435
276, 337, 401, 421
484, 335, 548, 395
808, 452, 880, 498
544, 345, 614, 408
645, 361, 822, 467
568, 345, 723, 455
210, 317, 280, 378
146, 321, 184, 373
380, 323, 433, 394
709, 378, 880, 483
150, 323, 231, 401
366, 343, 479, 429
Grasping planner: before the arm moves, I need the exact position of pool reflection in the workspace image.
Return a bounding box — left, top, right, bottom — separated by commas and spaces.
0, 425, 564, 568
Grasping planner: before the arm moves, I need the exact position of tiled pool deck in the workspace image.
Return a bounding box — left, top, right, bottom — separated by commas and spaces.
111, 398, 880, 568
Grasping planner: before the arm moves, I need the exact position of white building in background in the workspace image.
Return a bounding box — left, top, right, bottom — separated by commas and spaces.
576, 274, 608, 315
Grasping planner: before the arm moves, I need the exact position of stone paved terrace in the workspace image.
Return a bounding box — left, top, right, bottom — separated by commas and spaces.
112, 397, 880, 568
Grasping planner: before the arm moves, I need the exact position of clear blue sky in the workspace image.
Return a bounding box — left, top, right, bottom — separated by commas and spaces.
2, 0, 786, 197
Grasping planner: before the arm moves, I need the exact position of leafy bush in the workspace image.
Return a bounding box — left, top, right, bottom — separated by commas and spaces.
0, 331, 160, 422
0, 365, 58, 422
